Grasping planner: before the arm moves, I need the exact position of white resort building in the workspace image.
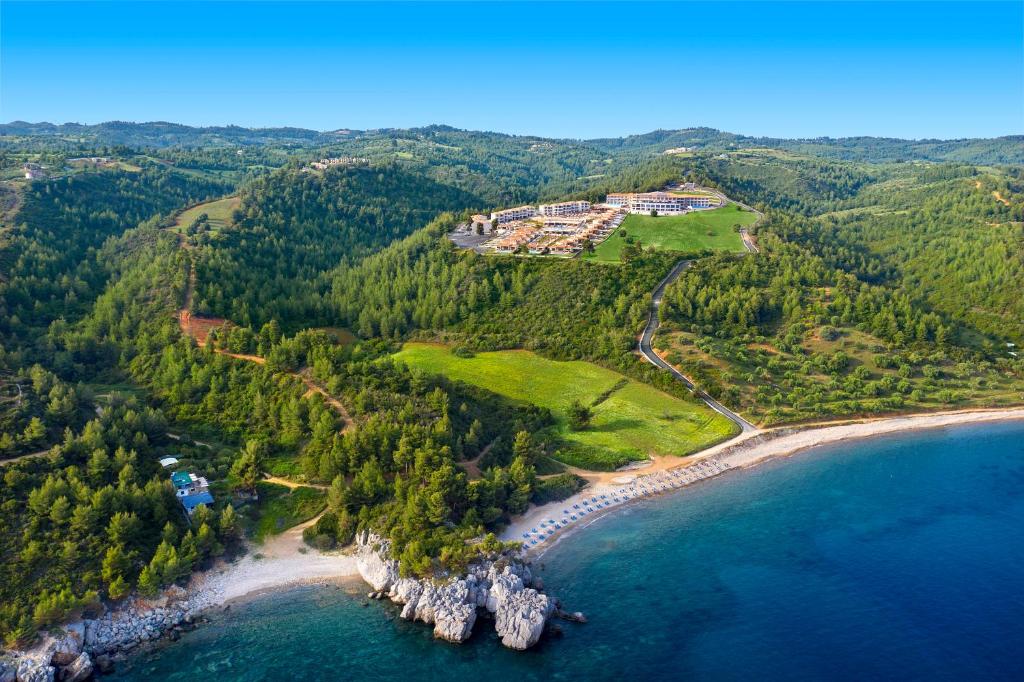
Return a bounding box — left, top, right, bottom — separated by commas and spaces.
490, 205, 538, 224
537, 200, 591, 217
605, 191, 715, 214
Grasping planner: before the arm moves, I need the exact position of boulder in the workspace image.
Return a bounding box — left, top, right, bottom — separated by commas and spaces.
432, 601, 476, 643
58, 653, 92, 682
92, 656, 112, 675
485, 572, 523, 614
494, 588, 552, 650
48, 629, 83, 667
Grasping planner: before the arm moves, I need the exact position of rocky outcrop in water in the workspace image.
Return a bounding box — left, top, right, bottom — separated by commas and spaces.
355, 531, 554, 650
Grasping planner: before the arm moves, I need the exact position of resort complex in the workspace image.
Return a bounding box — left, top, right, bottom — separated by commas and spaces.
491, 204, 626, 255
454, 187, 723, 256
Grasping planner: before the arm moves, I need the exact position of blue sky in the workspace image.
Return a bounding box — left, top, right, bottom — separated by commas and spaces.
1, 1, 1021, 139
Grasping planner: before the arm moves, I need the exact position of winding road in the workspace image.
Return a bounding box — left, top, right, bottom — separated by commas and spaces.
638, 260, 758, 434
635, 186, 764, 433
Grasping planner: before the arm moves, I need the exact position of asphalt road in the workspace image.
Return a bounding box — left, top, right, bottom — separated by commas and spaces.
638, 259, 758, 433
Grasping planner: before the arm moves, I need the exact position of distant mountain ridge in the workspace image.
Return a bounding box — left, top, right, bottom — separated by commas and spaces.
1, 120, 1021, 164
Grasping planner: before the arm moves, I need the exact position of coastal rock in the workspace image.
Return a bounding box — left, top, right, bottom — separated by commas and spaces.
389, 578, 424, 620
427, 579, 476, 643
92, 656, 112, 676
494, 587, 553, 651
14, 658, 53, 682
0, 659, 15, 682
355, 532, 400, 593
48, 629, 83, 667
58, 653, 91, 682
353, 533, 553, 649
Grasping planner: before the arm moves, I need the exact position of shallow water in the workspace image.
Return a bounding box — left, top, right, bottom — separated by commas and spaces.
109, 421, 1024, 681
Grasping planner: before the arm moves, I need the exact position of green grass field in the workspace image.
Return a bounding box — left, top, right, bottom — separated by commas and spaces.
394, 343, 737, 470
587, 205, 757, 262
250, 482, 326, 542
173, 196, 240, 234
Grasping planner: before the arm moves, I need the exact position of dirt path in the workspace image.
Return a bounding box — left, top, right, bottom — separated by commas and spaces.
171, 217, 355, 437
457, 439, 499, 480
297, 369, 355, 433
561, 454, 693, 486
263, 475, 328, 491
974, 180, 1011, 207
0, 448, 53, 466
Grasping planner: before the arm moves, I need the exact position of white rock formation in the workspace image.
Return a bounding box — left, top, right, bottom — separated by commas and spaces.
355, 531, 554, 649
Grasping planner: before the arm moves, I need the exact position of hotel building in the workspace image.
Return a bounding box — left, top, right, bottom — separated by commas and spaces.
537, 200, 591, 217
605, 192, 714, 214
490, 205, 538, 224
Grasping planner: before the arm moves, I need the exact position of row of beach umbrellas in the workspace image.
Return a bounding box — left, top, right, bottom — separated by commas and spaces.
520, 459, 732, 546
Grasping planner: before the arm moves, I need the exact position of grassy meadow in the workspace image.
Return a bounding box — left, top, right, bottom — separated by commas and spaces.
587, 204, 757, 262
172, 195, 240, 234
250, 481, 326, 542
394, 342, 737, 470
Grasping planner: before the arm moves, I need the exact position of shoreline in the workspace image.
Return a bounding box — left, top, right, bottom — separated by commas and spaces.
13, 408, 1022, 673
182, 511, 361, 609
194, 407, 1024, 603
501, 407, 1024, 554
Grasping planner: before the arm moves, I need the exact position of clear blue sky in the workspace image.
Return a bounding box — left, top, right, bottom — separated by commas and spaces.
1, 1, 1021, 139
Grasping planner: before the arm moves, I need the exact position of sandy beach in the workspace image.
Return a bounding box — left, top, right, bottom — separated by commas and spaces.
182, 514, 361, 611
501, 407, 1024, 552
171, 408, 1024, 610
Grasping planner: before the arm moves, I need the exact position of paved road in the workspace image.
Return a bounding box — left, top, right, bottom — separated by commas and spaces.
738, 228, 759, 253
638, 260, 758, 433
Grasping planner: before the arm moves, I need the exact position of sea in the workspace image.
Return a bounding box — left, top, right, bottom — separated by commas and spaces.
107, 421, 1024, 681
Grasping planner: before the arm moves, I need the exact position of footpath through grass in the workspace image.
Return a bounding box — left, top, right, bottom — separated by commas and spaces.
587, 204, 757, 262
394, 343, 737, 470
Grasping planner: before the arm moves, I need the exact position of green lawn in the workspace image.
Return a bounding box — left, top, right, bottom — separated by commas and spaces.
172, 196, 240, 234
394, 343, 737, 470
250, 482, 327, 543
587, 205, 757, 262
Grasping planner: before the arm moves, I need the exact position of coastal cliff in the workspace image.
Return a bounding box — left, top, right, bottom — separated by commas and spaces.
356, 531, 553, 650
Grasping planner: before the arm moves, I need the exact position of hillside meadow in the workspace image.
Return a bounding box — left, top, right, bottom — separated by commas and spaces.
394, 342, 737, 470
587, 204, 756, 262
172, 195, 240, 234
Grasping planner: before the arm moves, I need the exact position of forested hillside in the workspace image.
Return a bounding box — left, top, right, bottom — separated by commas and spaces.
0, 125, 1020, 646
654, 154, 1024, 423
194, 164, 481, 327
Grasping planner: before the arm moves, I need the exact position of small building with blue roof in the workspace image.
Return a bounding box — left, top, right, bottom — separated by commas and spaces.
180, 491, 215, 515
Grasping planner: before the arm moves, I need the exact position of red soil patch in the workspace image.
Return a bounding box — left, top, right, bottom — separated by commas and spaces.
178, 309, 230, 346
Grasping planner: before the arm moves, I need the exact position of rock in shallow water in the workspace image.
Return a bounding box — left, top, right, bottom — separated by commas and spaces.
355, 531, 553, 649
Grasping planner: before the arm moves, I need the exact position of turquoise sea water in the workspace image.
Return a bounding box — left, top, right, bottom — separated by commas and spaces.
109, 422, 1024, 681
